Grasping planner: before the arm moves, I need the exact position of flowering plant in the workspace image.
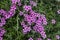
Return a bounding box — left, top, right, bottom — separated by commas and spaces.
0, 0, 60, 40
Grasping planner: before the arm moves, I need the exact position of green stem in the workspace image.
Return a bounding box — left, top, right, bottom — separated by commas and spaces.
17, 15, 19, 33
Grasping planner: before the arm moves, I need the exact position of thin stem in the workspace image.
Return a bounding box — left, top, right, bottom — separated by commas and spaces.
17, 15, 19, 32
15, 14, 19, 40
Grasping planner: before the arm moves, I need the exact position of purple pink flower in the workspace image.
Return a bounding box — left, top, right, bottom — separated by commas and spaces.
19, 11, 24, 16
28, 37, 33, 40
11, 0, 20, 4
21, 10, 47, 39
37, 38, 42, 40
57, 10, 60, 14
23, 5, 32, 11
0, 28, 6, 36
30, 0, 37, 6
47, 38, 51, 40
0, 18, 6, 27
0, 37, 3, 40
56, 35, 60, 39
51, 19, 56, 24
22, 24, 31, 34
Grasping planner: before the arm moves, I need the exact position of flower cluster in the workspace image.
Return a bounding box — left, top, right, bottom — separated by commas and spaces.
20, 4, 47, 40
0, 28, 6, 40
0, 0, 17, 27
21, 21, 31, 34
0, 18, 6, 27
0, 9, 6, 27
0, 0, 18, 40
8, 4, 16, 19
1, 0, 59, 40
